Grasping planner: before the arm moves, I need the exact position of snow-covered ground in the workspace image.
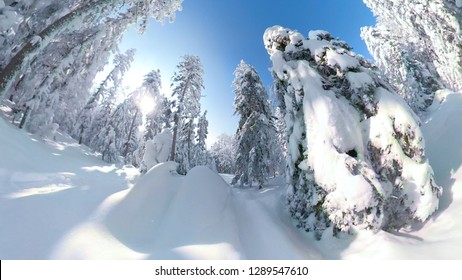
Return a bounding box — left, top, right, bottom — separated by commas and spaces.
0, 92, 461, 259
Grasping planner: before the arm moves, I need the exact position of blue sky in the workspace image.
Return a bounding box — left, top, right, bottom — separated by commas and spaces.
120, 0, 376, 145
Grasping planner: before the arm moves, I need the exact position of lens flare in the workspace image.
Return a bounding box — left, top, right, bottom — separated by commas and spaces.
139, 95, 155, 114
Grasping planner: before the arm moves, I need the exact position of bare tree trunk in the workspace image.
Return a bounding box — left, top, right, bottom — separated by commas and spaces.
187, 119, 192, 165
19, 106, 30, 129
123, 109, 139, 157
78, 125, 85, 144
170, 112, 180, 161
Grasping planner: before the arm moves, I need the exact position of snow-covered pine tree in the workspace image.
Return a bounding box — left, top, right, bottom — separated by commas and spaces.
231, 60, 276, 189
361, 0, 462, 113
170, 55, 205, 173
210, 134, 236, 174
264, 26, 441, 235
142, 69, 165, 140
17, 27, 106, 135
0, 0, 184, 99
176, 118, 196, 175
75, 49, 135, 145
100, 125, 119, 163
43, 26, 105, 135
111, 95, 142, 161
191, 110, 209, 168
87, 86, 119, 153
131, 69, 174, 169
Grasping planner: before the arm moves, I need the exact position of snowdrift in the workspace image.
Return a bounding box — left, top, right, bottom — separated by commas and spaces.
51, 162, 317, 259
0, 117, 134, 259
105, 163, 242, 259
1, 90, 462, 259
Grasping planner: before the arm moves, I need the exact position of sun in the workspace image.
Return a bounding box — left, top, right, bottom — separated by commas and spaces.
139, 95, 156, 115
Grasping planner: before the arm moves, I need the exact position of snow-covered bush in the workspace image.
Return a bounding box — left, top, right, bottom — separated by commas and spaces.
142, 129, 173, 171
264, 26, 441, 236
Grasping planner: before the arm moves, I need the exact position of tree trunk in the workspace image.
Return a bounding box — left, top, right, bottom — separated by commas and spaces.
187, 119, 192, 165
78, 125, 85, 144
18, 106, 30, 129
123, 109, 139, 157
170, 112, 179, 161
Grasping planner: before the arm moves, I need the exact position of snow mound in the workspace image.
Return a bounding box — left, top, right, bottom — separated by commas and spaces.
50, 161, 321, 259
153, 166, 242, 259
104, 162, 181, 251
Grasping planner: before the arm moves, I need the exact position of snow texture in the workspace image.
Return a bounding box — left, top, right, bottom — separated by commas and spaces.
0, 99, 461, 259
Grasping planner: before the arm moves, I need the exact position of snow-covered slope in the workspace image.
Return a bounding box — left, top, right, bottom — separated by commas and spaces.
1, 92, 461, 259
0, 115, 139, 259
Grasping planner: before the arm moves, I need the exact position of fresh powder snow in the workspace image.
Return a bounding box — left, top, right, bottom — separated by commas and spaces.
0, 91, 461, 259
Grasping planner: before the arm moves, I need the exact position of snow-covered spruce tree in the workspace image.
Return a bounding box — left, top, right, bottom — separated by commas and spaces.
210, 134, 236, 174
111, 95, 142, 160
176, 118, 196, 175
133, 69, 173, 169
142, 69, 167, 140
231, 60, 276, 189
0, 0, 183, 99
42, 26, 108, 135
361, 0, 462, 113
264, 26, 441, 235
170, 55, 204, 173
87, 86, 119, 156
75, 49, 135, 145
191, 110, 209, 168
100, 125, 119, 163
11, 25, 109, 135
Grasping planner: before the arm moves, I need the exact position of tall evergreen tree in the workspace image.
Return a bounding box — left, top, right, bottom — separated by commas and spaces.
111, 95, 142, 160
231, 60, 276, 188
170, 55, 204, 172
